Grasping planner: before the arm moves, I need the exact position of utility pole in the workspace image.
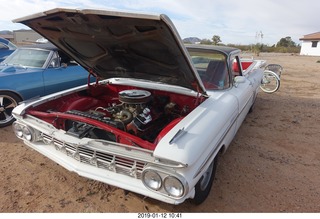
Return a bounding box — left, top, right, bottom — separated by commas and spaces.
255, 31, 263, 44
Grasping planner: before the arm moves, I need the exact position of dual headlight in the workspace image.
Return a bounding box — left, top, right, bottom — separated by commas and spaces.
142, 169, 186, 198
13, 122, 36, 142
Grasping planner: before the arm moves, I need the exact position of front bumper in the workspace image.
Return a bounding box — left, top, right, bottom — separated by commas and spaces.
13, 119, 194, 205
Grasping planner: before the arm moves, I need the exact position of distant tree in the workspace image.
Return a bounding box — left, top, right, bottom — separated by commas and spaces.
276, 36, 296, 47
212, 35, 221, 45
200, 38, 212, 45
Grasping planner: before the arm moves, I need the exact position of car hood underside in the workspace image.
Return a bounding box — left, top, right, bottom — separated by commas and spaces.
14, 8, 206, 94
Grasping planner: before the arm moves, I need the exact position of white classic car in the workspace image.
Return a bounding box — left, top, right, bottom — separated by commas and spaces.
12, 8, 267, 205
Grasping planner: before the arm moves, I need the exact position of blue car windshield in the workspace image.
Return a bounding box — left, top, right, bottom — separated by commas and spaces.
4, 48, 50, 68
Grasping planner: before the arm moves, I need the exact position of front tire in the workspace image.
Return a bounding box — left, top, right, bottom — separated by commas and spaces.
0, 91, 21, 127
192, 156, 219, 205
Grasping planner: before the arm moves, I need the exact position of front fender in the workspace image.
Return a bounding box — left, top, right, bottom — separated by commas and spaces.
154, 92, 238, 167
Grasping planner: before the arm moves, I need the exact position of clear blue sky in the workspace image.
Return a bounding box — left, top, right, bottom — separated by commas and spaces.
1, 0, 319, 45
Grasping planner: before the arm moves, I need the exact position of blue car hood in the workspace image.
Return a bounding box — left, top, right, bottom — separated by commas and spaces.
0, 64, 41, 75
0, 65, 19, 73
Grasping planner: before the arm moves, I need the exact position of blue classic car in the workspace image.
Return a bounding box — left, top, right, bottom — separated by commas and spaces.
0, 37, 17, 62
0, 43, 91, 127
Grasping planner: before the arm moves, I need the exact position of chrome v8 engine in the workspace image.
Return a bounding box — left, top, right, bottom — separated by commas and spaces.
66, 89, 177, 142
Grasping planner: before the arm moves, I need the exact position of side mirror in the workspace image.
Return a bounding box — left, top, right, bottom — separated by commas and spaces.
49, 58, 59, 68
234, 76, 245, 83
233, 76, 246, 87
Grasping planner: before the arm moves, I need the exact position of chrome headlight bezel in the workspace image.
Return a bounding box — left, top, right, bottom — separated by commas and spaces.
142, 170, 162, 191
141, 166, 188, 199
13, 122, 24, 138
13, 122, 38, 142
22, 125, 34, 141
163, 176, 184, 198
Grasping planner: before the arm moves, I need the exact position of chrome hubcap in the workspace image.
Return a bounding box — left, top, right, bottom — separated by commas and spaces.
0, 95, 17, 124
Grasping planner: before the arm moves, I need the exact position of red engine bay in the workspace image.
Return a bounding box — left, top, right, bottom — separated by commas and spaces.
27, 83, 204, 150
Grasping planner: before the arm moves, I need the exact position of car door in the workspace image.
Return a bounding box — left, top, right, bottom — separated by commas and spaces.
229, 55, 254, 131
42, 51, 89, 95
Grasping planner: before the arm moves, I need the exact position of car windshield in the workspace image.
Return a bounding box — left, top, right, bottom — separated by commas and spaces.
4, 48, 50, 68
189, 50, 230, 90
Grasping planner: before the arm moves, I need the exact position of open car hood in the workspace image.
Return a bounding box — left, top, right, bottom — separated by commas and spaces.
14, 8, 206, 94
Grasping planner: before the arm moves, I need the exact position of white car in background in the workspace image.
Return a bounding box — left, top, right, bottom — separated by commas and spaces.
12, 8, 267, 205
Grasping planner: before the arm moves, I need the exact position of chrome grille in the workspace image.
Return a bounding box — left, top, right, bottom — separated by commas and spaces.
41, 133, 146, 179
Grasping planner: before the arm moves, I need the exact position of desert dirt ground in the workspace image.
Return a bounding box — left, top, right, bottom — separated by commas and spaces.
1, 53, 320, 213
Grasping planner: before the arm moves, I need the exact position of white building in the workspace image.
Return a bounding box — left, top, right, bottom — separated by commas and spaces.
300, 32, 320, 56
